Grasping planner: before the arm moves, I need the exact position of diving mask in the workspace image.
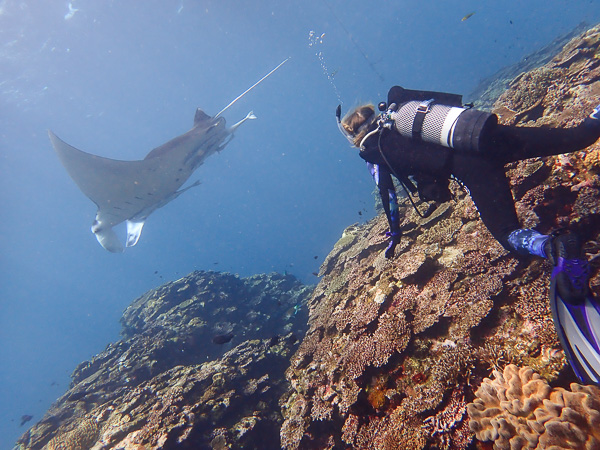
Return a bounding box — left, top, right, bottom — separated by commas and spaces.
336, 105, 376, 147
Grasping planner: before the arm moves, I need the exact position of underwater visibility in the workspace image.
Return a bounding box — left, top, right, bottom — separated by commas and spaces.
2, 1, 600, 449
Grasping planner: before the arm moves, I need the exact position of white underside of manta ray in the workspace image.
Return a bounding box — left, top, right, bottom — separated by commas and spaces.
50, 58, 288, 253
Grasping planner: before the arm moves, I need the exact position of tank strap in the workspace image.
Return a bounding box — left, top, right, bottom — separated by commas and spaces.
411, 99, 434, 140
387, 86, 463, 108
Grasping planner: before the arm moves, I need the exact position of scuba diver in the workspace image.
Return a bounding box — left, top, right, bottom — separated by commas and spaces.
337, 86, 600, 386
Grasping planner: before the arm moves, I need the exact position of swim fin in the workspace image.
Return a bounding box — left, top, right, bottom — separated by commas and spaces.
549, 277, 600, 385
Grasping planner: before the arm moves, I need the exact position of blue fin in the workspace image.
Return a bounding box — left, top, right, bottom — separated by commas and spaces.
550, 278, 600, 385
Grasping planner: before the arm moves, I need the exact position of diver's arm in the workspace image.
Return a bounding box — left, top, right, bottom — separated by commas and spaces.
367, 163, 401, 257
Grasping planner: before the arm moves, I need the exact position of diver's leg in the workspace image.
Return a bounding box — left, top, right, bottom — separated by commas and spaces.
504, 226, 591, 302
487, 112, 600, 163
506, 228, 549, 257
452, 155, 521, 250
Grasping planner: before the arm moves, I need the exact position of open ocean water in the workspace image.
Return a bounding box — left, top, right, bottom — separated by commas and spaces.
1, 0, 599, 447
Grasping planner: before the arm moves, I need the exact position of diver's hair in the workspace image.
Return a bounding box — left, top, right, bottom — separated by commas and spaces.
341, 104, 376, 147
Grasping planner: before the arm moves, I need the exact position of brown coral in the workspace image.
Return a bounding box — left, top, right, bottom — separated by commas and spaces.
423, 385, 471, 450
467, 364, 600, 449
45, 416, 100, 450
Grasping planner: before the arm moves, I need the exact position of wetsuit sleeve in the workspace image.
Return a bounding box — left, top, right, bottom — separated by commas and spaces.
367, 162, 401, 236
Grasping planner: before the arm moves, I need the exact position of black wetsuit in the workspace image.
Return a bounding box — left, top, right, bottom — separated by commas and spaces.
360, 86, 600, 254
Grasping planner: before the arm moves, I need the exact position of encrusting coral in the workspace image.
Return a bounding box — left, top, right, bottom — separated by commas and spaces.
467, 364, 600, 450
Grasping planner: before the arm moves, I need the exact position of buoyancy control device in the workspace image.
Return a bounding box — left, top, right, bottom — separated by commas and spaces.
377, 86, 497, 153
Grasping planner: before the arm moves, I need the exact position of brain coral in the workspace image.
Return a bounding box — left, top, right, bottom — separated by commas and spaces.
467, 364, 600, 450
45, 416, 100, 450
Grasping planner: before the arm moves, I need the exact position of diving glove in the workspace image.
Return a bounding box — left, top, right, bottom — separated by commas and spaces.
385, 231, 401, 259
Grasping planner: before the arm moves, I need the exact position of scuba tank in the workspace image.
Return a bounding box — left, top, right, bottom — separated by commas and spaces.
380, 86, 497, 153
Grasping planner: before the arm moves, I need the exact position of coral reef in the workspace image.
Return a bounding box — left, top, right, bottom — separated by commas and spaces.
281, 23, 600, 450
16, 271, 311, 450
15, 22, 600, 450
467, 364, 600, 449
467, 22, 590, 110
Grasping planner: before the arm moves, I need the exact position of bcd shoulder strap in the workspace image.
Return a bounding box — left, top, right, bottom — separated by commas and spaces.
387, 86, 463, 108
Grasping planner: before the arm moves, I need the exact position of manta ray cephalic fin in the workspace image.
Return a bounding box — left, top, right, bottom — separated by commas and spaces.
126, 220, 146, 247
91, 222, 124, 253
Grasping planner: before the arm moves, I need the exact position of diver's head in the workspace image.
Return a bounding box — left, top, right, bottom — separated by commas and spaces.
337, 104, 376, 147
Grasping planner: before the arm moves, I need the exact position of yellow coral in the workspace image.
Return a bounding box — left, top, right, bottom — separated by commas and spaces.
467, 364, 600, 449
46, 417, 100, 450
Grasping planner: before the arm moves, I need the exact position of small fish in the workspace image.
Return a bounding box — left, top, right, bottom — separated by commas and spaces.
461, 12, 475, 21
20, 415, 33, 426
212, 332, 234, 345
313, 255, 318, 259
312, 272, 319, 277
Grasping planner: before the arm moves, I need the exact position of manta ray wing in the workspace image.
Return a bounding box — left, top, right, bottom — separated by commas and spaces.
49, 59, 288, 252
49, 131, 174, 227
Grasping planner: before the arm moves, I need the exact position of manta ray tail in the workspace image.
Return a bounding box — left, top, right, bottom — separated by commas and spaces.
215, 58, 289, 118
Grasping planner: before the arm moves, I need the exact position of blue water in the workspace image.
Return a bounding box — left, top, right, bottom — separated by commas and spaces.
1, 0, 598, 446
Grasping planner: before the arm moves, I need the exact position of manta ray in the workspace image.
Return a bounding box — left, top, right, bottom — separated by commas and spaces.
50, 59, 288, 252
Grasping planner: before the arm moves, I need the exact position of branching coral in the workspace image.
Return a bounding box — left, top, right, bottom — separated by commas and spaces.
467, 364, 600, 449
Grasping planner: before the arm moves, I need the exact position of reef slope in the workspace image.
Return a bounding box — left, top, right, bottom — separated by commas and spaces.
16, 271, 312, 450
281, 24, 600, 450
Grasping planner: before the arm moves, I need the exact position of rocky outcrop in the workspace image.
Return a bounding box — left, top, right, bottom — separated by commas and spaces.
16, 271, 312, 450
280, 24, 600, 450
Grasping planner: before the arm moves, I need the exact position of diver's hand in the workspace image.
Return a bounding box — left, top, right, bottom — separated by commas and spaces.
385, 231, 401, 259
